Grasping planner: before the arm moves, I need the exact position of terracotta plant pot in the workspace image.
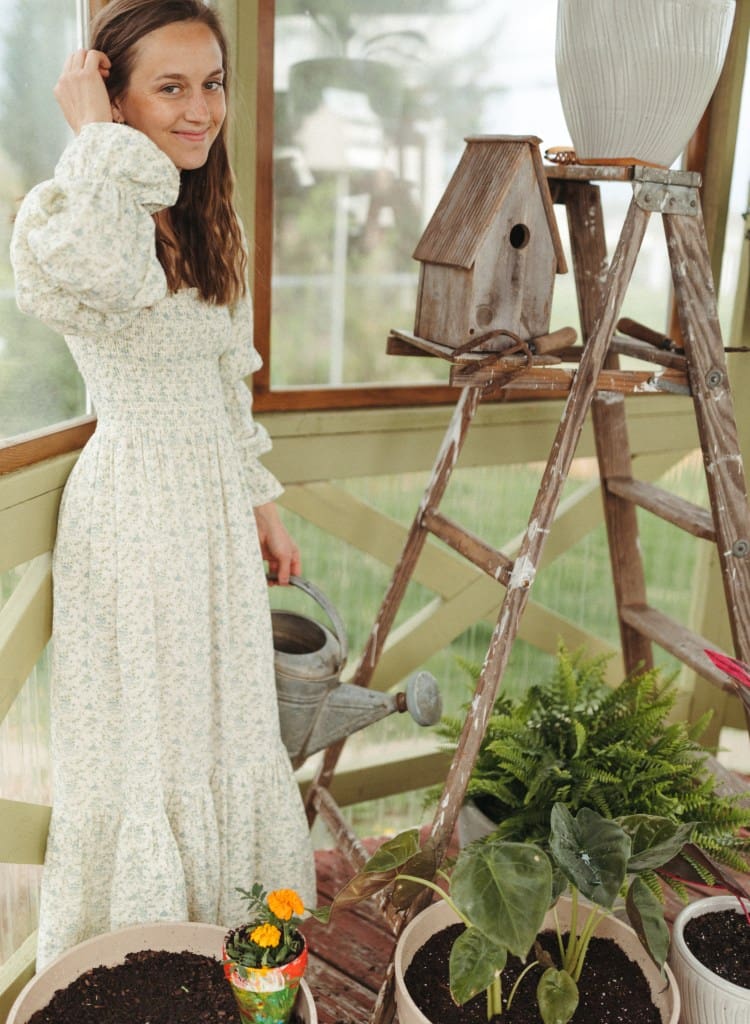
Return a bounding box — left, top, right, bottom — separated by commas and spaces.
223, 936, 308, 1024
669, 895, 750, 1024
394, 898, 680, 1024
7, 921, 317, 1024
555, 0, 736, 167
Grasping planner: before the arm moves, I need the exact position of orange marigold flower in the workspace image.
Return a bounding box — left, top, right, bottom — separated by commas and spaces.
267, 888, 304, 921
251, 923, 281, 948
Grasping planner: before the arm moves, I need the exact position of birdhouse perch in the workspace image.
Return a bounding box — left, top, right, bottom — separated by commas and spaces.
413, 135, 567, 353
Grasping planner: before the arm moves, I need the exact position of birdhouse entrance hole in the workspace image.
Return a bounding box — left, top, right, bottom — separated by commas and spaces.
509, 223, 530, 249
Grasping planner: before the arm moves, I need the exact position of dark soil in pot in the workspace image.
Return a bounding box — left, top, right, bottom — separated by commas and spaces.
27, 949, 306, 1024
683, 907, 750, 989
405, 923, 665, 1024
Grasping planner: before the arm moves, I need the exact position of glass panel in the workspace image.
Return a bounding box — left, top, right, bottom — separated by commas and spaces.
0, 1, 85, 440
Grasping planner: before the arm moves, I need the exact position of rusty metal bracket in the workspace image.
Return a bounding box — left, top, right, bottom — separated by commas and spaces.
632, 166, 700, 216
633, 179, 699, 216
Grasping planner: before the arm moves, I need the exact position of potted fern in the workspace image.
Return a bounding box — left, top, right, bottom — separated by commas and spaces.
439, 646, 750, 873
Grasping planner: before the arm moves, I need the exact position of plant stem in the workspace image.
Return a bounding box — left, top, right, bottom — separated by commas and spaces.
486, 976, 503, 1020
394, 873, 471, 928
506, 958, 541, 1009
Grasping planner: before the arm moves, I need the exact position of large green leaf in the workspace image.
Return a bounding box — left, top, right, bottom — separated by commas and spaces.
391, 840, 439, 910
626, 876, 670, 969
537, 968, 579, 1024
550, 804, 630, 909
619, 815, 695, 871
449, 926, 507, 1006
450, 840, 552, 958
363, 829, 421, 872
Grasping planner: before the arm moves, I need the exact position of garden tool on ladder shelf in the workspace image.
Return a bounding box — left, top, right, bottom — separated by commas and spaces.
269, 576, 442, 769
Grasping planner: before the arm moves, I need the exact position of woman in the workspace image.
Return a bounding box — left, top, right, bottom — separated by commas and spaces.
11, 0, 315, 968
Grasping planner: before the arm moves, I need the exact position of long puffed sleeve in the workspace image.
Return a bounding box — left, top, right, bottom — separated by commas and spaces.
220, 291, 283, 506
10, 122, 179, 336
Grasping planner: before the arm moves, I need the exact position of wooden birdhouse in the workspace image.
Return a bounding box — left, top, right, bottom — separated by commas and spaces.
413, 135, 567, 353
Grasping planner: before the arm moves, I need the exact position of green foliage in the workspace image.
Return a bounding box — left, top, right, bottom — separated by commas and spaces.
319, 805, 693, 1024
435, 645, 750, 875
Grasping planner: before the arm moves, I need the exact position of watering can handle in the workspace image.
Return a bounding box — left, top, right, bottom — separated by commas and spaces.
269, 575, 349, 666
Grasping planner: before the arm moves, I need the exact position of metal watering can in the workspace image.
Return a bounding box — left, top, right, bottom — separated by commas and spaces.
272, 577, 442, 769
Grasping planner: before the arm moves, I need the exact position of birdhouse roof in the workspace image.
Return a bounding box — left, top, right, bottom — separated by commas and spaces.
413, 135, 567, 273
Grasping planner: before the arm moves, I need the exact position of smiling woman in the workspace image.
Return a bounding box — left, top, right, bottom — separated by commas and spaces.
9, 0, 315, 973
109, 22, 226, 171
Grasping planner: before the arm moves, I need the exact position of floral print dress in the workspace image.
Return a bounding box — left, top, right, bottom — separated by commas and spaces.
10, 122, 316, 968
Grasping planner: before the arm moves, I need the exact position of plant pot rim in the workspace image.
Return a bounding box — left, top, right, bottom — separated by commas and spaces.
671, 894, 750, 998
8, 921, 317, 1024
395, 897, 679, 1024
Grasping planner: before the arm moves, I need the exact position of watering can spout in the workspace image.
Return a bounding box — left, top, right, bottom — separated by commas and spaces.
271, 577, 442, 768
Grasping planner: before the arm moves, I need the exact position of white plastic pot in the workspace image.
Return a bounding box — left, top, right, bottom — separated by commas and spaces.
555, 0, 736, 167
7, 921, 317, 1024
669, 895, 750, 1024
394, 897, 679, 1024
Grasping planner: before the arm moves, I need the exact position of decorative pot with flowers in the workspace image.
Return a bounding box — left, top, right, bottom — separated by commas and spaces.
223, 885, 308, 1024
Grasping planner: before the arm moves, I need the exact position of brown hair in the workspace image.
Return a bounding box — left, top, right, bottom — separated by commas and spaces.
90, 0, 246, 306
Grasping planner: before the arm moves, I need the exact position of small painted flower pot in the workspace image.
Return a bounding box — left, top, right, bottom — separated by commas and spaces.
223, 936, 308, 1024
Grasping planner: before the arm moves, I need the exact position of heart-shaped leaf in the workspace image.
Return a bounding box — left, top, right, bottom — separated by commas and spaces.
619, 815, 695, 871
626, 876, 669, 969
536, 967, 579, 1024
550, 804, 630, 908
451, 840, 552, 958
449, 926, 507, 1005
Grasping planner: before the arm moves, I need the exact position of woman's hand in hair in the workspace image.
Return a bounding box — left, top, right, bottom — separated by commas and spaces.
254, 502, 301, 587
54, 49, 113, 134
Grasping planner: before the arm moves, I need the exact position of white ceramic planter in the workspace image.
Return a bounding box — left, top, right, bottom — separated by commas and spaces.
669, 895, 750, 1024
555, 0, 736, 167
7, 921, 317, 1024
394, 897, 679, 1024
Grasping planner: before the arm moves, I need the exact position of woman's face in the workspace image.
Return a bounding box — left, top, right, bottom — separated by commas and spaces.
112, 20, 226, 171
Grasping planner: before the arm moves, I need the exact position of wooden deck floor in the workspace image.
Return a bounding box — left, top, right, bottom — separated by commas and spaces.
300, 843, 398, 1024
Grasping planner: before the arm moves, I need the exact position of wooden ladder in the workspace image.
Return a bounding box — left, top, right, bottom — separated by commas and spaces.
304, 161, 750, 1023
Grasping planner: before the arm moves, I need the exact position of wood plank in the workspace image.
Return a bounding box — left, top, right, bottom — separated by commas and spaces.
665, 207, 750, 665
302, 956, 378, 1024
0, 799, 50, 865
0, 931, 37, 1024
618, 604, 737, 696
421, 508, 513, 585
0, 491, 61, 575
564, 179, 655, 673
0, 417, 94, 477
0, 555, 52, 727
606, 477, 715, 541
297, 752, 452, 809
450, 364, 689, 395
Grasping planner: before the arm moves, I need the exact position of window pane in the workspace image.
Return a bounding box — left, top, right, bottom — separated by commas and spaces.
0, 0, 85, 440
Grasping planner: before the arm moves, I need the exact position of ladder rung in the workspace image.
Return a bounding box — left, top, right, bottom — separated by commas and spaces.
606, 477, 715, 541
619, 605, 735, 694
421, 508, 513, 585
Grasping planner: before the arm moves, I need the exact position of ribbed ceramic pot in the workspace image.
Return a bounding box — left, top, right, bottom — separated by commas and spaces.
555, 0, 736, 167
669, 896, 750, 1024
394, 898, 680, 1024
